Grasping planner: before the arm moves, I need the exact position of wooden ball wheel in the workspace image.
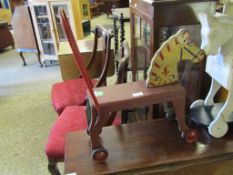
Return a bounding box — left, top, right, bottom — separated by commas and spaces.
91, 147, 108, 162
184, 129, 199, 143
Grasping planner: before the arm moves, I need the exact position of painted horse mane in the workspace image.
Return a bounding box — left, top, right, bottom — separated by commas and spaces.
146, 29, 205, 88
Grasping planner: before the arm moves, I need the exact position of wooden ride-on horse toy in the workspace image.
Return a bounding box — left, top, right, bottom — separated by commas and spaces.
190, 12, 233, 138
60, 10, 203, 162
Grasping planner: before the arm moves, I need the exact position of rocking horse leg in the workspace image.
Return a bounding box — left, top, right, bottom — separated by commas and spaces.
89, 110, 110, 162
204, 78, 221, 106
172, 98, 199, 142
208, 91, 233, 138
190, 78, 221, 108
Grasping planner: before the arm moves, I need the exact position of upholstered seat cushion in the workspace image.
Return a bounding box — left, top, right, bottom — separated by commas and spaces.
45, 106, 87, 160
45, 106, 121, 160
51, 78, 97, 114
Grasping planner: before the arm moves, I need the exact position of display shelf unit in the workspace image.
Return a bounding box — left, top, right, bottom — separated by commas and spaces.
130, 0, 217, 81
129, 0, 217, 114
29, 0, 91, 64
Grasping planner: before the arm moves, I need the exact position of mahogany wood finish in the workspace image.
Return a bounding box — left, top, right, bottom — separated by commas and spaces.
0, 21, 14, 50
65, 119, 233, 175
11, 5, 42, 66
88, 81, 197, 157
130, 0, 216, 81
58, 40, 114, 81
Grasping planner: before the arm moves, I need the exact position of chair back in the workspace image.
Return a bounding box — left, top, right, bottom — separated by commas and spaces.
60, 10, 100, 111
85, 25, 113, 87
94, 25, 112, 87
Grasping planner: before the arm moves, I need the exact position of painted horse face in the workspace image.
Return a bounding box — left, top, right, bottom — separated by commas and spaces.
177, 30, 205, 63
146, 29, 204, 87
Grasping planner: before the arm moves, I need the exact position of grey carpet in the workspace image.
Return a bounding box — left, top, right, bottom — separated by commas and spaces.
0, 48, 61, 175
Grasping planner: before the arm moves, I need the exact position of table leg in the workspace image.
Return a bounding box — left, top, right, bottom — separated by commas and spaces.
19, 52, 26, 66
37, 51, 43, 67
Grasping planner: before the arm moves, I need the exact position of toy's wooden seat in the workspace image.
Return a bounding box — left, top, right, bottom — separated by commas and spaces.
60, 10, 198, 162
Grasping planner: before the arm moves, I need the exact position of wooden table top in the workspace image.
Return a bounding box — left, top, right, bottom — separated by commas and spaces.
58, 39, 103, 56
65, 119, 233, 175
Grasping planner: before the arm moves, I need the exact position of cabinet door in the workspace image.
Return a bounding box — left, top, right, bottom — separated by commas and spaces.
30, 2, 58, 60
50, 0, 76, 42
132, 15, 152, 80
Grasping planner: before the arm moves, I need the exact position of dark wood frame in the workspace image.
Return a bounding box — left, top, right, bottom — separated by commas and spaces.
130, 0, 217, 81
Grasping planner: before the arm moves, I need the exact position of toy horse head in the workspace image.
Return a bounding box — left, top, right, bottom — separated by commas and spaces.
146, 29, 205, 87
199, 13, 233, 56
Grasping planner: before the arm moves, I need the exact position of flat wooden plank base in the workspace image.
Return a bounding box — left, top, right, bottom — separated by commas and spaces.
65, 119, 233, 175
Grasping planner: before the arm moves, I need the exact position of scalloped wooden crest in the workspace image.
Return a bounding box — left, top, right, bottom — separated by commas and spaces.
146, 29, 205, 88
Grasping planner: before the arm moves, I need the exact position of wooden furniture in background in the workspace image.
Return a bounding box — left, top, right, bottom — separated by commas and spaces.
29, 0, 91, 65
0, 21, 14, 50
96, 0, 105, 13
102, 0, 129, 17
58, 40, 115, 81
130, 0, 216, 111
112, 7, 130, 54
65, 119, 233, 175
130, 0, 216, 81
89, 1, 99, 18
11, 5, 42, 66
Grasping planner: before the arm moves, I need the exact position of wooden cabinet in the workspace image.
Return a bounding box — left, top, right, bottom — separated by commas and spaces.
29, 0, 91, 64
130, 0, 217, 110
130, 0, 217, 81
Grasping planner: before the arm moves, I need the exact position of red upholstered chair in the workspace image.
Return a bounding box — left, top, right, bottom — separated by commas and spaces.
51, 25, 113, 115
46, 12, 129, 174
45, 106, 121, 175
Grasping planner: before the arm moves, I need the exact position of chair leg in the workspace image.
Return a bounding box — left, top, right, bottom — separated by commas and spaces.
48, 159, 61, 175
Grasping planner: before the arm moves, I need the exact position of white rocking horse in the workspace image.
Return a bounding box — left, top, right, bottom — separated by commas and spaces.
190, 10, 233, 138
